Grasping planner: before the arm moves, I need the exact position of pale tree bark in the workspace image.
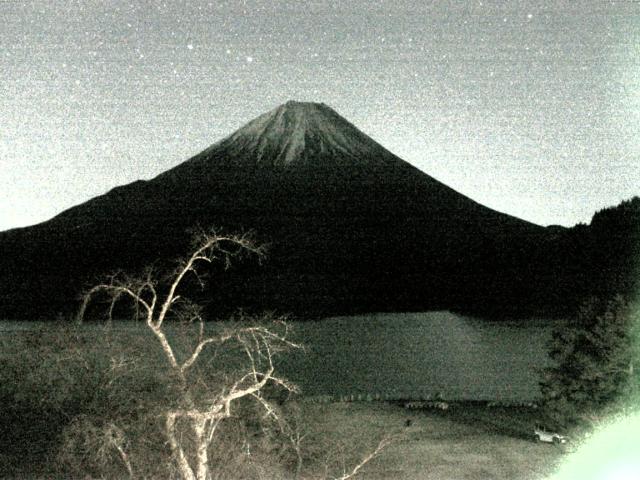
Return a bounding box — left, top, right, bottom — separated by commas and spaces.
166, 413, 197, 480
79, 230, 302, 480
331, 436, 393, 480
100, 423, 135, 480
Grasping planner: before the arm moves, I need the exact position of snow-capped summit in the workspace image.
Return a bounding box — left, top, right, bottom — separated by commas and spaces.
191, 100, 399, 168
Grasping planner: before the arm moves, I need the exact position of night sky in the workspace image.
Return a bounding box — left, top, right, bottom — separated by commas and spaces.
2, 0, 639, 231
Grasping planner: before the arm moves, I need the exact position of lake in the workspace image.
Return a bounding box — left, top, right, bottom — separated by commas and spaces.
280, 311, 554, 402
0, 311, 555, 402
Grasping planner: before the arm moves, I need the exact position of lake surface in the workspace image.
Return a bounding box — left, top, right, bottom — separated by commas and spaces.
0, 311, 555, 402
278, 311, 554, 402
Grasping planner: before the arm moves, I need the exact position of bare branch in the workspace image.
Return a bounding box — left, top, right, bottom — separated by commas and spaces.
107, 290, 123, 324
106, 423, 135, 480
240, 335, 259, 382
180, 332, 234, 373
332, 436, 394, 480
78, 283, 152, 323
149, 324, 180, 369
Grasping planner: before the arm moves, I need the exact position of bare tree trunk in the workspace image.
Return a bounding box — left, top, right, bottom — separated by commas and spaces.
194, 418, 210, 480
166, 413, 197, 480
149, 324, 179, 369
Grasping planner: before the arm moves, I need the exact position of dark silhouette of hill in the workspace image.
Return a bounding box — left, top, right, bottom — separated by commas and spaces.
0, 102, 637, 319
552, 197, 640, 307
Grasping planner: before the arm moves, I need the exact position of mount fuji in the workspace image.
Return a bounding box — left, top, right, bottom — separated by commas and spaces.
0, 101, 594, 319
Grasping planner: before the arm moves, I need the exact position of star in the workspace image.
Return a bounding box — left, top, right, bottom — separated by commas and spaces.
246, 56, 253, 63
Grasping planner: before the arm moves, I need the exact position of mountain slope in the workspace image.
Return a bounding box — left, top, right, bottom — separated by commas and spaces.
1, 101, 564, 319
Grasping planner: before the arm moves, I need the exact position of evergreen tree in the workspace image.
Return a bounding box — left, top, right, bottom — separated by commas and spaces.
540, 295, 639, 427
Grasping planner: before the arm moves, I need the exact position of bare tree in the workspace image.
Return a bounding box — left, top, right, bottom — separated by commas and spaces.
78, 231, 302, 480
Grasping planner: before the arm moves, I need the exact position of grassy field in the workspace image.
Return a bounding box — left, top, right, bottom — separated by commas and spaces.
0, 397, 568, 479
298, 401, 565, 480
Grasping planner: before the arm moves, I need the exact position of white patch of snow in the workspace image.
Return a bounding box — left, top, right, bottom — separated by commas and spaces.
200, 101, 402, 169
